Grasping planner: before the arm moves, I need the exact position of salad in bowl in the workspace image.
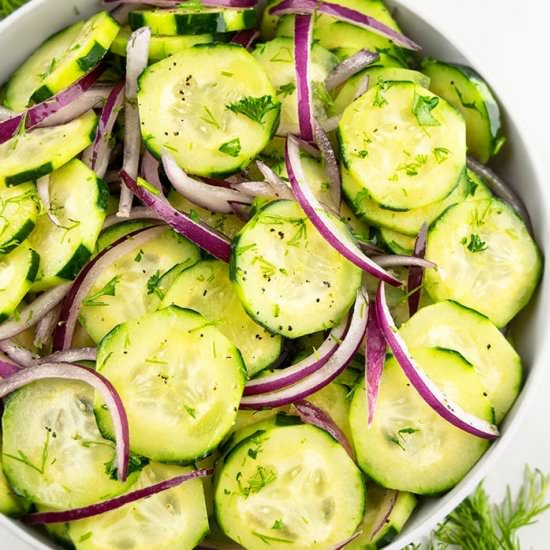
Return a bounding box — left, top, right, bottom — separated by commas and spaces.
0, 0, 543, 549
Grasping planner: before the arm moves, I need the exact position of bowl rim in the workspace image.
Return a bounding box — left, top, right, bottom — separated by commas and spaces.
0, 1, 548, 549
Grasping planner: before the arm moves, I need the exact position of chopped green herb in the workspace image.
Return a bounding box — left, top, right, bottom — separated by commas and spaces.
146, 270, 164, 299
83, 275, 121, 307
433, 146, 450, 164
184, 405, 196, 418
218, 137, 241, 157
412, 93, 440, 126
252, 531, 294, 544
276, 82, 296, 97
200, 105, 222, 129
226, 95, 280, 125
272, 519, 284, 530
137, 177, 161, 196
236, 465, 277, 498
134, 249, 144, 262
372, 81, 393, 108
462, 233, 488, 253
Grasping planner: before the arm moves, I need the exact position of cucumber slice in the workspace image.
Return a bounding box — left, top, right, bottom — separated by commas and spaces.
338, 81, 466, 210
95, 306, 246, 462
0, 445, 30, 517
0, 244, 39, 322
68, 462, 209, 550
380, 228, 414, 255
422, 59, 504, 163
111, 25, 221, 60
29, 159, 108, 290
2, 379, 136, 508
347, 484, 416, 549
80, 227, 200, 343
331, 67, 431, 118
276, 0, 407, 61
0, 110, 97, 187
96, 219, 159, 252
399, 300, 522, 423
3, 22, 83, 111
260, 0, 282, 40
231, 199, 362, 338
129, 7, 257, 35
342, 167, 490, 236
215, 424, 365, 550
168, 189, 245, 239
30, 11, 120, 103
162, 259, 283, 377
350, 347, 493, 494
252, 38, 338, 136
0, 183, 41, 255
425, 198, 542, 327
138, 44, 280, 177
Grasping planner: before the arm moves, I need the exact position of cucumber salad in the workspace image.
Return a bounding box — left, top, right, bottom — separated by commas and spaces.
0, 0, 542, 549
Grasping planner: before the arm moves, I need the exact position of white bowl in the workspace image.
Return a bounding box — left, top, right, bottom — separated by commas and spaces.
0, 1, 548, 548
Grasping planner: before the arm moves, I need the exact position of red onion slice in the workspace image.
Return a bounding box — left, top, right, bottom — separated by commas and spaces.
244, 319, 347, 396
320, 115, 341, 133
240, 290, 368, 408
0, 283, 70, 341
256, 160, 294, 199
37, 347, 97, 365
374, 253, 434, 270
294, 399, 354, 458
466, 156, 532, 231
0, 362, 130, 480
270, 0, 421, 51
0, 340, 38, 367
85, 81, 125, 178
53, 226, 166, 351
0, 106, 14, 121
285, 135, 401, 286
407, 222, 428, 317
330, 531, 362, 550
231, 29, 260, 49
105, 0, 257, 7
353, 75, 370, 100
370, 490, 398, 539
37, 87, 111, 128
231, 180, 278, 198
119, 27, 151, 218
313, 123, 341, 209
365, 303, 385, 425
120, 171, 232, 261
0, 64, 106, 145
0, 360, 21, 378
141, 150, 164, 194
102, 206, 163, 230
375, 281, 500, 440
36, 175, 63, 226
162, 153, 252, 213
26, 467, 212, 524
33, 305, 62, 349
325, 49, 379, 91
294, 14, 315, 142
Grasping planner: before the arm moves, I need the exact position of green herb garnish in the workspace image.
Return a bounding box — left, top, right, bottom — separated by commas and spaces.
226, 95, 280, 125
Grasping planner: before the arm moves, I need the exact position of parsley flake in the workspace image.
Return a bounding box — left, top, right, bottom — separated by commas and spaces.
412, 93, 440, 126
218, 137, 241, 158
226, 95, 280, 125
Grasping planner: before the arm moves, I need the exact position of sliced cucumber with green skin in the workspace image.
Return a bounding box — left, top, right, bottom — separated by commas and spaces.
30, 11, 120, 104
129, 7, 257, 35
111, 25, 222, 60
331, 67, 431, 118
342, 167, 491, 236
425, 198, 542, 327
422, 58, 504, 163
253, 38, 338, 136
162, 259, 283, 377
0, 183, 41, 255
80, 227, 200, 343
0, 243, 39, 322
0, 110, 97, 188
215, 424, 365, 550
380, 227, 414, 255
260, 0, 282, 40
231, 199, 362, 338
276, 0, 408, 62
339, 81, 466, 210
68, 462, 209, 550
168, 189, 245, 239
399, 300, 522, 423
96, 219, 159, 252
29, 159, 108, 291
0, 445, 30, 517
95, 306, 246, 462
350, 347, 492, 494
347, 484, 416, 549
3, 22, 83, 111
2, 379, 137, 509
138, 44, 280, 177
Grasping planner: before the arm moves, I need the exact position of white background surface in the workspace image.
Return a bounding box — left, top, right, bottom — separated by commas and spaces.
1, 0, 549, 548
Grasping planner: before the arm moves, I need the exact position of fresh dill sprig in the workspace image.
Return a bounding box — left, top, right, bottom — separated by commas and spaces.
409, 467, 550, 550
